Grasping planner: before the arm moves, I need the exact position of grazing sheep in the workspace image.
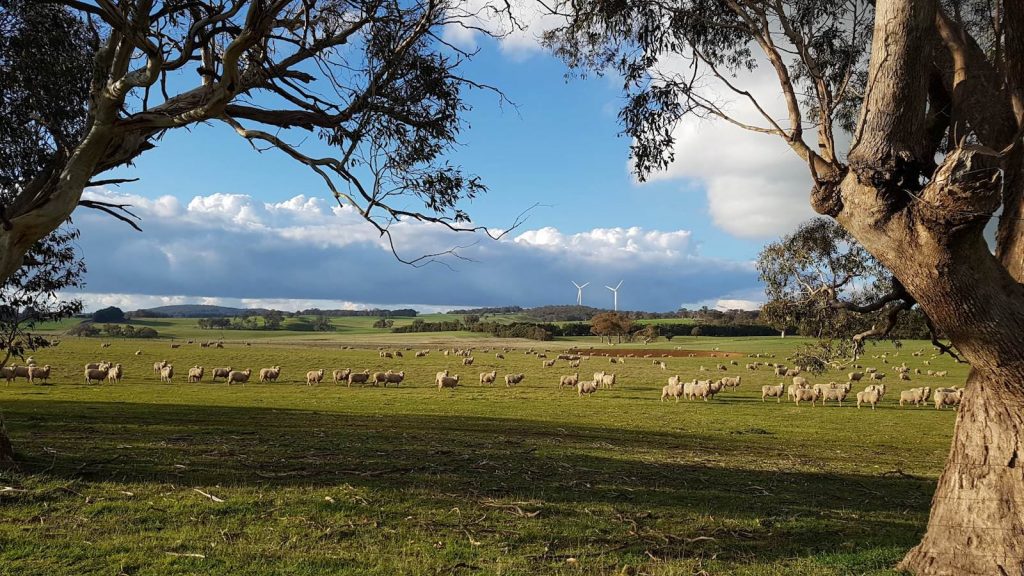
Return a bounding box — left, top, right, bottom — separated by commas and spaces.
934, 370, 948, 377
479, 370, 497, 385
869, 372, 886, 381
793, 387, 820, 406
784, 368, 801, 377
152, 360, 168, 373
306, 369, 325, 386
348, 370, 371, 387
820, 386, 848, 406
27, 364, 52, 384
774, 366, 787, 376
559, 372, 580, 388
595, 372, 616, 389
657, 361, 667, 371
0, 366, 15, 384
934, 387, 963, 409
856, 387, 883, 409
761, 383, 785, 402
848, 371, 864, 382
160, 364, 175, 383
370, 371, 389, 386
438, 375, 460, 389
463, 357, 475, 366
504, 373, 525, 387
495, 353, 505, 360
415, 350, 428, 358
187, 365, 204, 383
332, 369, 352, 384
384, 370, 405, 386
259, 366, 282, 383
211, 367, 233, 382
227, 369, 252, 385
746, 363, 758, 371
170, 343, 181, 349
435, 370, 450, 386
85, 367, 109, 384
577, 380, 599, 396
135, 350, 142, 355
787, 381, 811, 401
793, 376, 810, 388
898, 372, 911, 381
543, 359, 556, 367
865, 367, 878, 374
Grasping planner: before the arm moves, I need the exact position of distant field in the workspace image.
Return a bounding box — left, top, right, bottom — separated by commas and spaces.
0, 334, 963, 575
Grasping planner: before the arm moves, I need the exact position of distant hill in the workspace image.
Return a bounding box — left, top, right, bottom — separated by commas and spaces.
134, 304, 262, 318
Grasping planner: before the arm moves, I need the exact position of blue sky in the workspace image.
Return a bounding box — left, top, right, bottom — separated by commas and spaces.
69, 16, 817, 313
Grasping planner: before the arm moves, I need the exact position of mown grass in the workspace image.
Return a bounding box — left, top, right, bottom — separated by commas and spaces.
0, 335, 963, 575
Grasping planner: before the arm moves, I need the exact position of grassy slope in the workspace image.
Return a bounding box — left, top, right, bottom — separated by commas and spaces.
0, 335, 963, 575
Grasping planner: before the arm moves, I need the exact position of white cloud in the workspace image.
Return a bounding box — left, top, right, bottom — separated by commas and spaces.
71, 189, 761, 311
443, 1, 561, 59
714, 299, 762, 311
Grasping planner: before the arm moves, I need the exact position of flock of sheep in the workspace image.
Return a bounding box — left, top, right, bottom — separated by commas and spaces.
7, 342, 962, 412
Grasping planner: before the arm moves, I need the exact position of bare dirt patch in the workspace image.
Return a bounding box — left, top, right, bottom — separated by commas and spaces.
567, 348, 745, 358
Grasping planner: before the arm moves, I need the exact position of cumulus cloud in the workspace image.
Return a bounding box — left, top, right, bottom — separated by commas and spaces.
69, 189, 761, 312
442, 0, 560, 59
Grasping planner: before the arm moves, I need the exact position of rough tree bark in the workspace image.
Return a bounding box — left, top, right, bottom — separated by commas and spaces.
824, 2, 1024, 573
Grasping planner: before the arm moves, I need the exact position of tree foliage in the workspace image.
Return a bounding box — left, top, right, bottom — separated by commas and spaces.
590, 312, 634, 342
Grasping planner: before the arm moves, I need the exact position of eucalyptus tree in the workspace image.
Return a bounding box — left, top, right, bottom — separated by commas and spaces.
547, 1, 1024, 573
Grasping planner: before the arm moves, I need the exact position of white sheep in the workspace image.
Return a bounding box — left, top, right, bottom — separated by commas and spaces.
934, 387, 963, 409
820, 386, 848, 406
848, 371, 864, 382
479, 370, 497, 385
504, 373, 525, 387
333, 369, 352, 384
463, 357, 475, 366
306, 369, 325, 386
28, 364, 52, 384
934, 370, 948, 377
438, 374, 460, 389
348, 370, 371, 386
211, 367, 233, 383
559, 372, 579, 388
187, 365, 204, 383
371, 371, 389, 386
384, 370, 405, 386
160, 364, 175, 383
662, 377, 684, 402
793, 387, 820, 406
152, 360, 168, 373
856, 387, 883, 409
259, 366, 281, 383
542, 359, 556, 367
227, 369, 252, 385
577, 380, 598, 396
85, 367, 109, 384
899, 386, 931, 407
761, 383, 785, 402
721, 376, 741, 388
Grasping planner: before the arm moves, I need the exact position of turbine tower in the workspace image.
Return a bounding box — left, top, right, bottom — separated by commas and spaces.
605, 280, 623, 311
571, 281, 590, 306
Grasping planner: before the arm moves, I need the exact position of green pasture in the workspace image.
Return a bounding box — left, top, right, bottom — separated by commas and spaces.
0, 334, 965, 575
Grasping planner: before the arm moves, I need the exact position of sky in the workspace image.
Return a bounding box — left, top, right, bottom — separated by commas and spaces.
66, 8, 818, 314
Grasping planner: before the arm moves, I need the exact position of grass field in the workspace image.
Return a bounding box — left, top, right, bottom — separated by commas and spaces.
0, 333, 965, 575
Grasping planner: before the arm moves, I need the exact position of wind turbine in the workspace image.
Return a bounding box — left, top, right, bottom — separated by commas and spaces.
571, 281, 590, 306
605, 280, 623, 311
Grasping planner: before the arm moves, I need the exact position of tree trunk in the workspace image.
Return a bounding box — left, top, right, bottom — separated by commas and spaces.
0, 414, 14, 464
898, 368, 1024, 576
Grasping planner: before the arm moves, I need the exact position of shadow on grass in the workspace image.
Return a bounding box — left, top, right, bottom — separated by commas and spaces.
2, 399, 932, 566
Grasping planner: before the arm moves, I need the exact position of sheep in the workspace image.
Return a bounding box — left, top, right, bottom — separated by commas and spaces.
504, 373, 525, 387
259, 366, 282, 383
211, 367, 233, 382
865, 367, 878, 373
688, 380, 713, 401
463, 357, 475, 366
596, 372, 616, 388
793, 376, 810, 389
899, 386, 931, 407
934, 370, 948, 377
721, 376, 741, 388
848, 371, 864, 382
394, 351, 403, 358
438, 375, 460, 389
84, 367, 109, 384
435, 370, 449, 386
0, 366, 15, 384
160, 364, 175, 383
479, 370, 497, 385
577, 379, 598, 396
332, 369, 351, 384
170, 343, 181, 349
784, 368, 801, 377
415, 350, 428, 358
730, 360, 739, 366
152, 360, 168, 373
934, 387, 963, 409
227, 369, 252, 385
495, 353, 505, 360
820, 386, 848, 406
869, 372, 886, 381
774, 366, 787, 376
657, 361, 667, 371
856, 387, 883, 409
746, 363, 758, 371
787, 380, 811, 401
542, 359, 556, 367
187, 365, 204, 383
11, 365, 32, 380
28, 364, 52, 384
706, 379, 726, 400
384, 370, 405, 386
306, 369, 325, 386
370, 371, 389, 386
761, 383, 785, 402
135, 350, 142, 355
348, 370, 371, 387
793, 387, 820, 406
